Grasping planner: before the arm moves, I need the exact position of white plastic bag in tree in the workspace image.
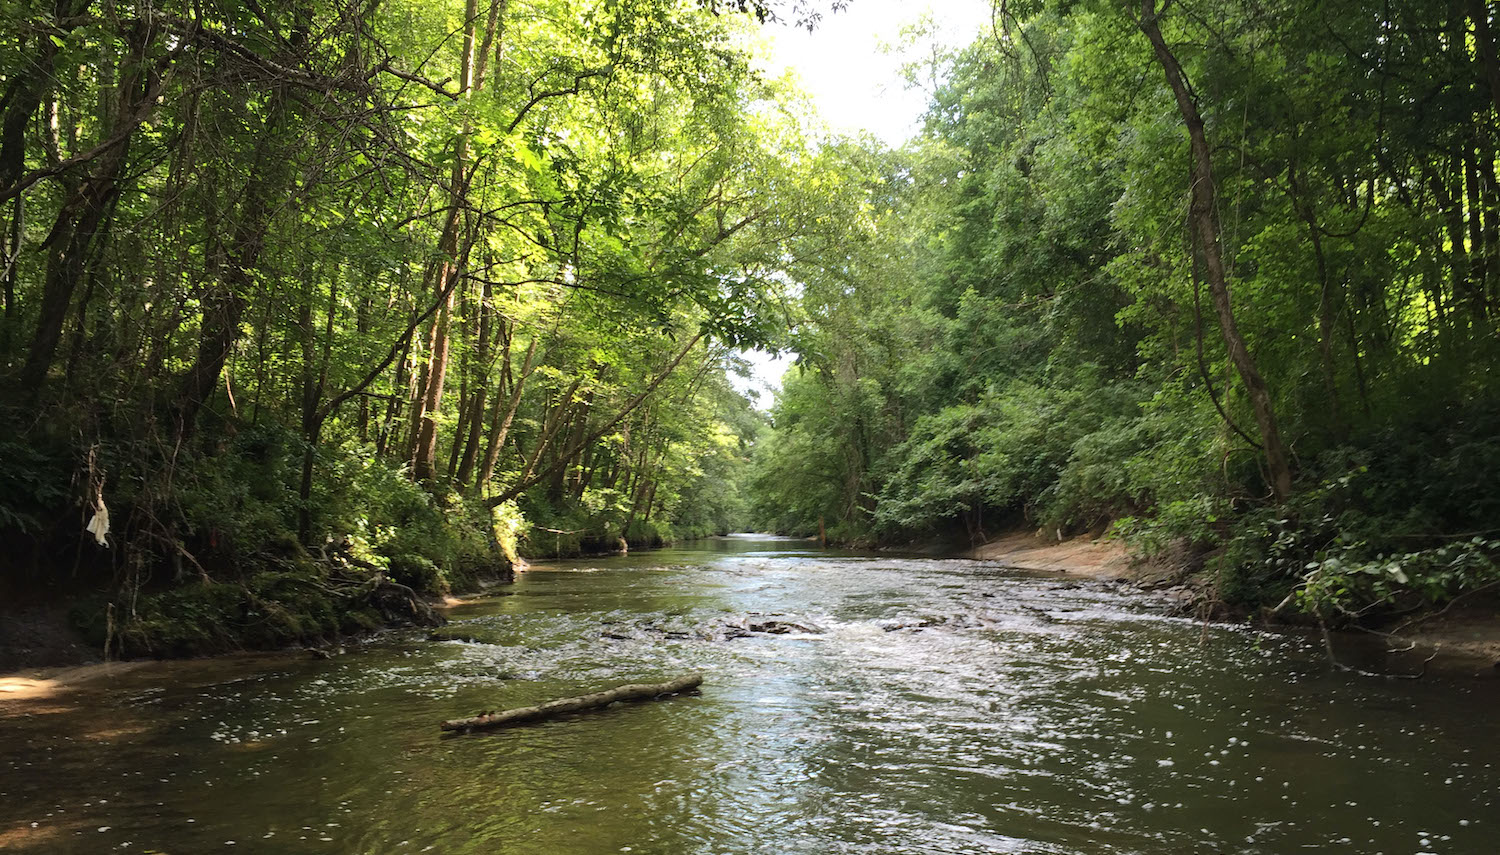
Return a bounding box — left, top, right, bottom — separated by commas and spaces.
85, 502, 110, 547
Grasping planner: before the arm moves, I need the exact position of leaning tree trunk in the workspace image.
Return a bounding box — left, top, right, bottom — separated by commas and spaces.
476, 334, 539, 489
0, 0, 90, 194
176, 116, 289, 440
176, 29, 307, 440
18, 19, 158, 401
1136, 0, 1294, 501
412, 0, 484, 482
486, 331, 704, 508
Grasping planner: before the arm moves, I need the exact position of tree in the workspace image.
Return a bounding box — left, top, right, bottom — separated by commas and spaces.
1131, 0, 1293, 500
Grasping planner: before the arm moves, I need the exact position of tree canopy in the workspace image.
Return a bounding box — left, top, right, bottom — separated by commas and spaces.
4, 0, 1500, 653
0, 0, 875, 653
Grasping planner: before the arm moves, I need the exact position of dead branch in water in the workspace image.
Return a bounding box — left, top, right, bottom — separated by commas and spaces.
440, 674, 703, 733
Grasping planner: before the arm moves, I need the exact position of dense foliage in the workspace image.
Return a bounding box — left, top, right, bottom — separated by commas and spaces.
7, 0, 1500, 657
751, 0, 1500, 620
0, 0, 855, 654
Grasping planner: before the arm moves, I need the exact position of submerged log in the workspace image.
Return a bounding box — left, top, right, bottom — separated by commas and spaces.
439, 674, 704, 733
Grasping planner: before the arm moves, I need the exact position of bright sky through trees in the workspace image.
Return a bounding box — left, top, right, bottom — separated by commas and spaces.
763, 0, 993, 145
732, 0, 993, 406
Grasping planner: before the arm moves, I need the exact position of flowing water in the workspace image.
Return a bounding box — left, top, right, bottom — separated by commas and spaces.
2, 536, 1497, 853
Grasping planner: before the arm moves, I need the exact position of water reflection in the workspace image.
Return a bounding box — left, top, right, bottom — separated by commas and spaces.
2, 537, 1497, 853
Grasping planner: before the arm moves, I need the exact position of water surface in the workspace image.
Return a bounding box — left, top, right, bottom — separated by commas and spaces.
2, 536, 1496, 853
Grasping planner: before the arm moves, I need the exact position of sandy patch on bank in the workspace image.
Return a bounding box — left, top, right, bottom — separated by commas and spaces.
1389, 610, 1500, 671
0, 661, 153, 704
965, 531, 1499, 675
1, 651, 300, 710
962, 530, 1137, 580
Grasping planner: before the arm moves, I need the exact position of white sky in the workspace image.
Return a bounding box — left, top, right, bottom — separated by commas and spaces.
731, 0, 992, 408
761, 0, 993, 145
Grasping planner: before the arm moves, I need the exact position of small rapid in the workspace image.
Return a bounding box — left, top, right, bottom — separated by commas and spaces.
2, 535, 1496, 853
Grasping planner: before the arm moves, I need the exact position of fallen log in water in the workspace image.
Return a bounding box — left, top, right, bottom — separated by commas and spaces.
439, 674, 704, 733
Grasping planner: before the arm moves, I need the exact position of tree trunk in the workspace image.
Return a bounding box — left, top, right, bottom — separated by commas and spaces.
519, 376, 583, 486
18, 19, 155, 400
0, 0, 88, 194
439, 674, 703, 733
1426, 162, 1478, 326
412, 0, 484, 482
454, 278, 494, 483
1464, 146, 1491, 317
1480, 148, 1500, 310
477, 334, 538, 488
357, 295, 372, 442
177, 39, 303, 439
296, 272, 338, 542
621, 435, 655, 538
376, 307, 417, 457
445, 304, 474, 482
1136, 0, 1294, 501
412, 271, 456, 480
0, 195, 18, 351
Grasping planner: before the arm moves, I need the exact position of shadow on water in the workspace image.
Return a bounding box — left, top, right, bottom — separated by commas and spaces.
2, 535, 1497, 853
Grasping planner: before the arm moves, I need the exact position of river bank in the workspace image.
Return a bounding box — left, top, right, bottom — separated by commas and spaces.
960, 530, 1140, 580
8, 529, 1497, 681
3, 519, 1492, 704
961, 529, 1500, 677
0, 524, 707, 672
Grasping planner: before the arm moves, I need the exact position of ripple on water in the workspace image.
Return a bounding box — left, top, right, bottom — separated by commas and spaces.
2, 544, 1497, 854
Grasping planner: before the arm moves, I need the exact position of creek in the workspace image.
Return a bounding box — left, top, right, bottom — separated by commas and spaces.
2, 535, 1496, 853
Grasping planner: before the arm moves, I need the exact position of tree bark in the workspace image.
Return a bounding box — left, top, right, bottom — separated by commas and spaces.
454, 277, 494, 483
0, 195, 19, 351
411, 273, 456, 480
296, 273, 338, 542
1136, 0, 1294, 501
519, 375, 583, 486
0, 0, 89, 194
19, 19, 157, 400
476, 334, 539, 488
1426, 162, 1479, 324
412, 0, 485, 482
176, 137, 286, 439
439, 674, 703, 733
177, 26, 308, 439
1464, 145, 1492, 317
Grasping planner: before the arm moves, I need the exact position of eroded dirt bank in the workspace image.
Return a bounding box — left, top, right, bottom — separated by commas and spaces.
960, 530, 1139, 579
962, 529, 1500, 677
